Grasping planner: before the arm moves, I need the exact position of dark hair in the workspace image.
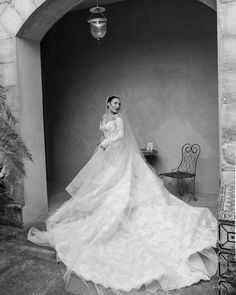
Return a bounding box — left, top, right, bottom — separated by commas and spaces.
107, 96, 120, 108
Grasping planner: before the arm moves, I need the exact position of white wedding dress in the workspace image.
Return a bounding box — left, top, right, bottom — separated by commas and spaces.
28, 110, 218, 294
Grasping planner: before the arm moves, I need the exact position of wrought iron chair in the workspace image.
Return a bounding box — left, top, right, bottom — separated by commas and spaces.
159, 143, 201, 201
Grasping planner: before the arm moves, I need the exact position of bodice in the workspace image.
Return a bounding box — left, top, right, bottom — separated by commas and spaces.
100, 115, 123, 141
100, 119, 116, 132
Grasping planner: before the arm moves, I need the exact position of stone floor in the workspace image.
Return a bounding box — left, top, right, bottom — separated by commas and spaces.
0, 182, 219, 295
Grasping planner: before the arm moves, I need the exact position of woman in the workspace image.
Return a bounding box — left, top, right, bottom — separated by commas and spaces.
28, 96, 217, 294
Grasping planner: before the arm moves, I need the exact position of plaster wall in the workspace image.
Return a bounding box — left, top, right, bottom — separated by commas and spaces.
42, 0, 219, 195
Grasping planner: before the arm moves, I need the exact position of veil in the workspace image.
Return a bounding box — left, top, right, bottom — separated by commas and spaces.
104, 95, 147, 162
105, 95, 153, 168
113, 96, 158, 174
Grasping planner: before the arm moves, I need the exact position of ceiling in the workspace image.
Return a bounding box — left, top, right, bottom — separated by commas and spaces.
72, 0, 216, 11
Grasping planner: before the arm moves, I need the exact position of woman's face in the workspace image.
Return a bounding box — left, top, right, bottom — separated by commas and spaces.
108, 98, 120, 114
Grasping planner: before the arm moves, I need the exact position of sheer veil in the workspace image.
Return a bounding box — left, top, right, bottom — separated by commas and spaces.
114, 96, 157, 171
106, 96, 146, 161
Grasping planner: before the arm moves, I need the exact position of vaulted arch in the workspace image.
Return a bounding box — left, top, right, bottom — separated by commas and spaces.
0, 0, 216, 42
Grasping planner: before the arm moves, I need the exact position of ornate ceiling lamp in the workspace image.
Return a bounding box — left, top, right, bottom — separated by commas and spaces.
87, 0, 107, 43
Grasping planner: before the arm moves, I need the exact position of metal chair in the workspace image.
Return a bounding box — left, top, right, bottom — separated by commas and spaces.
159, 143, 201, 201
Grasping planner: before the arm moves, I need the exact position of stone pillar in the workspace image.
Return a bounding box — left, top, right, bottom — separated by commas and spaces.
217, 0, 236, 198
0, 2, 25, 227
0, 0, 48, 226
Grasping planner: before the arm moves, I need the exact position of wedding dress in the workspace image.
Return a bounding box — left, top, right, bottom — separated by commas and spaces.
28, 98, 218, 294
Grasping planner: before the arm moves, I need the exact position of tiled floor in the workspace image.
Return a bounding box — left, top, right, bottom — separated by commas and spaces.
0, 182, 219, 295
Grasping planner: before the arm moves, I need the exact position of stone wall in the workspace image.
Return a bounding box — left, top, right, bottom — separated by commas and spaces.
217, 0, 236, 198
0, 0, 48, 224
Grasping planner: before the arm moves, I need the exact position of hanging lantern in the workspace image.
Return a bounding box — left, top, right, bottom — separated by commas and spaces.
88, 2, 107, 43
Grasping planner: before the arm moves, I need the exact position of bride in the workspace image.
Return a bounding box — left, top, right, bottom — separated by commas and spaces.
28, 95, 218, 294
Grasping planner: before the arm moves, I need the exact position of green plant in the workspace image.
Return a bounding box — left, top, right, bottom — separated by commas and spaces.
0, 85, 32, 196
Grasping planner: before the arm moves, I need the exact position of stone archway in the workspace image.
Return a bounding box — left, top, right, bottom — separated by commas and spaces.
0, 0, 235, 225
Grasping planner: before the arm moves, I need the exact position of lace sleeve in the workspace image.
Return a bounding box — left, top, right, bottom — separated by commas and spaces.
100, 117, 124, 149
110, 117, 124, 143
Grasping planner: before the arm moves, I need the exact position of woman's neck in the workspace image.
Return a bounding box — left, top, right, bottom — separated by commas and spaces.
107, 110, 117, 119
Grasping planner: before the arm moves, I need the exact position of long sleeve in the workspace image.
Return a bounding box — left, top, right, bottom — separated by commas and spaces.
109, 117, 124, 143
100, 117, 124, 149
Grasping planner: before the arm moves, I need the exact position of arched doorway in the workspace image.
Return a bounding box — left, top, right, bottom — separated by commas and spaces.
0, 0, 234, 225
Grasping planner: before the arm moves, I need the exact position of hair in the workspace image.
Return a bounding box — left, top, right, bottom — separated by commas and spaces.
106, 96, 121, 109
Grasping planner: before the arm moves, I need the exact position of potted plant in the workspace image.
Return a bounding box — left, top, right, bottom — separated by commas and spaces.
0, 85, 32, 226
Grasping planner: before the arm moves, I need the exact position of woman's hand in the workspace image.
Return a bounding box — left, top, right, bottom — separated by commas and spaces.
100, 139, 109, 150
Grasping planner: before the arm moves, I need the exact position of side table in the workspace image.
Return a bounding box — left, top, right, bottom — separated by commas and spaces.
140, 149, 158, 169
